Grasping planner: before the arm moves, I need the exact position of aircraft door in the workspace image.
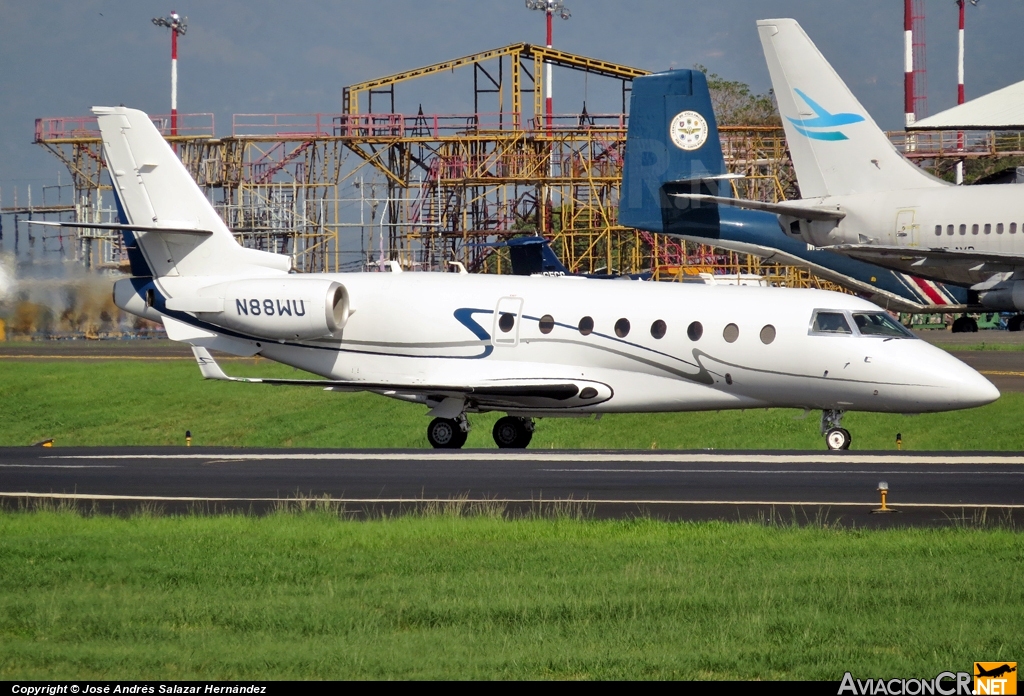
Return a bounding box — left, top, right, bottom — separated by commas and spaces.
492, 296, 524, 347
895, 209, 919, 246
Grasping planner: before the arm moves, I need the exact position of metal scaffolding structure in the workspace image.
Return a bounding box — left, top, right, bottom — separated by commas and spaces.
19, 42, 1024, 289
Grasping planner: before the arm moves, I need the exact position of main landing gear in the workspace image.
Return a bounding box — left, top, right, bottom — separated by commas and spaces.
425, 414, 536, 449
821, 409, 851, 451
427, 414, 469, 449
492, 416, 534, 449
951, 315, 978, 333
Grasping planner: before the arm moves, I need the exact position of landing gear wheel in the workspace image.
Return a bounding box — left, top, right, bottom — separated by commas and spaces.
492, 416, 534, 449
951, 316, 978, 333
1008, 315, 1024, 332
825, 427, 852, 451
427, 417, 468, 449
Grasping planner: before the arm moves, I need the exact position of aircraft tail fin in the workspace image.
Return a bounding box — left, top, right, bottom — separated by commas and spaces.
619, 70, 729, 235
93, 106, 291, 278
757, 19, 945, 198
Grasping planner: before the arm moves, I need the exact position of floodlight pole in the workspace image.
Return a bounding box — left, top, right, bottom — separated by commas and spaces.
545, 9, 553, 132
171, 19, 178, 135
153, 11, 187, 136
954, 0, 974, 185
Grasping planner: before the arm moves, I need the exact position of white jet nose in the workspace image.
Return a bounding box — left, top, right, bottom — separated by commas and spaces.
936, 351, 1000, 409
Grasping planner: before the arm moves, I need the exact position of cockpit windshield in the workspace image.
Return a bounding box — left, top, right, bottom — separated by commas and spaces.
852, 312, 916, 338
811, 311, 852, 334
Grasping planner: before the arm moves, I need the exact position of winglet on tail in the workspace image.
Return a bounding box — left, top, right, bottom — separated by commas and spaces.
191, 347, 233, 381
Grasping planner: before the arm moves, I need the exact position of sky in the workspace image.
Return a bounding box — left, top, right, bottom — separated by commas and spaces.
1, 0, 1022, 198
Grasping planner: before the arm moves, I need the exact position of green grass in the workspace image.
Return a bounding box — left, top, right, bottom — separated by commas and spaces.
2, 359, 1022, 449
0, 511, 1021, 679
930, 342, 1024, 352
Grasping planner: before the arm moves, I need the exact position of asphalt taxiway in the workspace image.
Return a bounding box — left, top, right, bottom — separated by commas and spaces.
3, 447, 1023, 526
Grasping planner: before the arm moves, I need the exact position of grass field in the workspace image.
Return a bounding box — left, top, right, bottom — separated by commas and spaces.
0, 510, 1021, 680
1, 359, 1022, 449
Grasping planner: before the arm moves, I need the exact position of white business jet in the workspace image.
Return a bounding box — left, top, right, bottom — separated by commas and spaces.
672, 18, 1024, 332
42, 107, 998, 450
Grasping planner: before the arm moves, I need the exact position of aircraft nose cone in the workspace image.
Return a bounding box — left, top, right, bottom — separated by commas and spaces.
957, 369, 1001, 408
937, 351, 1001, 408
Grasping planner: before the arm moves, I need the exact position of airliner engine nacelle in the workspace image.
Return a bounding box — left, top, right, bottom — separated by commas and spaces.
113, 278, 351, 341
979, 280, 1024, 312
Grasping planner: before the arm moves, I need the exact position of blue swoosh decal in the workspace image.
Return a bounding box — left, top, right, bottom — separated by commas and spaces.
786, 89, 864, 140
791, 124, 849, 141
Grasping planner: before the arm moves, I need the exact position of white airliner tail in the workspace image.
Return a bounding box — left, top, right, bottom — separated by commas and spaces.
757, 19, 945, 198
93, 106, 290, 278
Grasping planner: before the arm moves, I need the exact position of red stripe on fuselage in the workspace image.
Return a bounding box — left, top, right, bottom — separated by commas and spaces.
909, 276, 946, 305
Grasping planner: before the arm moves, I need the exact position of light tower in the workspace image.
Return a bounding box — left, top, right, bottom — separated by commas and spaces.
955, 0, 979, 185
152, 11, 188, 136
525, 0, 570, 130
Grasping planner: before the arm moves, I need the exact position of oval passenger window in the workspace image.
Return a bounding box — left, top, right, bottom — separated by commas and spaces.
760, 325, 776, 344
723, 323, 739, 343
578, 316, 594, 336
614, 318, 630, 338
538, 314, 555, 334
687, 321, 703, 341
650, 320, 666, 339
498, 312, 515, 333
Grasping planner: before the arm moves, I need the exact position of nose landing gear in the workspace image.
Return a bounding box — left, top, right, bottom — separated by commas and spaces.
427, 414, 470, 449
492, 416, 535, 449
821, 409, 851, 451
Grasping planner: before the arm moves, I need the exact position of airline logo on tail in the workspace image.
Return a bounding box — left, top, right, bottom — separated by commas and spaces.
786, 89, 864, 141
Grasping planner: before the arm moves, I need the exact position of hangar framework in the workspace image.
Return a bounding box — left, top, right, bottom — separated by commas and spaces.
19, 43, 1024, 288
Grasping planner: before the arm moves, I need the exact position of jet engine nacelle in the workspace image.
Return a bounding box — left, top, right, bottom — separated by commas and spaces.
197, 278, 351, 340
114, 277, 351, 340
980, 280, 1024, 312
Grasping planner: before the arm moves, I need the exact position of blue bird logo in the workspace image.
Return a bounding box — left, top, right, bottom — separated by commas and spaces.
786, 89, 864, 141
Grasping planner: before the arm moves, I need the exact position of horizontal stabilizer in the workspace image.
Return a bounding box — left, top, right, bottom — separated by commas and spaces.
670, 193, 846, 221
27, 220, 213, 236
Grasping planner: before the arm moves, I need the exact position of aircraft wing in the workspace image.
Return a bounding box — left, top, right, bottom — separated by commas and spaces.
191, 347, 612, 410
828, 244, 1024, 267
669, 234, 968, 313
822, 244, 1024, 287
669, 194, 846, 222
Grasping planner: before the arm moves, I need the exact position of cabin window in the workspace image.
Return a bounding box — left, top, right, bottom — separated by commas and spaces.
972, 224, 980, 235
947, 224, 954, 235
578, 316, 594, 336
538, 314, 555, 334
650, 320, 667, 339
687, 321, 703, 341
959, 224, 967, 235
498, 312, 515, 333
1013, 223, 1019, 234
760, 325, 776, 344
723, 323, 739, 343
934, 225, 942, 236
998, 223, 1005, 234
984, 223, 992, 234
852, 312, 915, 338
811, 311, 852, 334
614, 318, 631, 338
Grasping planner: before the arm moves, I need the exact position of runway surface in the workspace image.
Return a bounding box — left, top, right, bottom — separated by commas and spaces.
3, 447, 1024, 526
